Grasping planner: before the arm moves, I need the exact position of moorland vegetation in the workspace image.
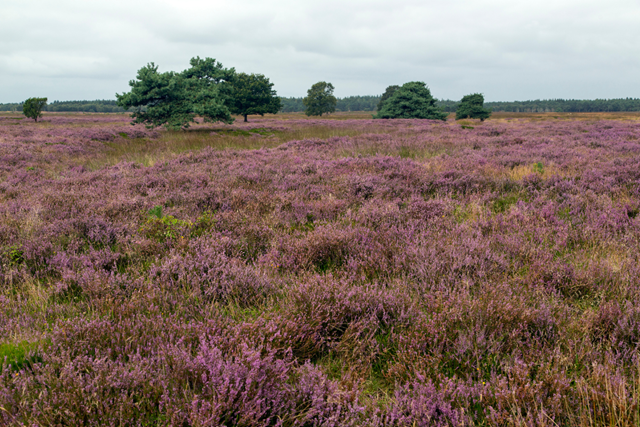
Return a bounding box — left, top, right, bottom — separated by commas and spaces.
1, 110, 640, 425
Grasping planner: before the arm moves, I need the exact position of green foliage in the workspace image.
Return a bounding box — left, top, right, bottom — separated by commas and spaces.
6, 245, 24, 265
140, 209, 216, 242
375, 82, 447, 120
116, 57, 235, 130
492, 194, 520, 213
148, 205, 163, 219
22, 97, 47, 122
376, 85, 399, 112
456, 93, 492, 121
0, 341, 42, 373
140, 206, 192, 242
228, 73, 281, 122
303, 82, 337, 116
533, 162, 545, 174
190, 211, 216, 238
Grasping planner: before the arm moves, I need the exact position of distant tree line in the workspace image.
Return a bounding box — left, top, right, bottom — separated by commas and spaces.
282, 97, 640, 113
281, 95, 380, 113
3, 97, 640, 114
437, 98, 640, 113
0, 100, 131, 113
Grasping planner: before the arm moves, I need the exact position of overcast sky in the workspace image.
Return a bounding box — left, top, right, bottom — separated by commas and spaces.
1, 0, 639, 102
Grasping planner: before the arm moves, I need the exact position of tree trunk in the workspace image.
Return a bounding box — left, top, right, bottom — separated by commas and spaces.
244, 114, 248, 122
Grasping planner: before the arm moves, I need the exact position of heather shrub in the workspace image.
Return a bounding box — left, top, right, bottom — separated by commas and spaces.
591, 301, 640, 358
267, 225, 355, 273
394, 288, 559, 382
150, 237, 277, 307
284, 275, 413, 363
0, 315, 363, 426
232, 223, 274, 261
383, 377, 469, 426
187, 344, 297, 425
2, 114, 640, 423
264, 223, 399, 278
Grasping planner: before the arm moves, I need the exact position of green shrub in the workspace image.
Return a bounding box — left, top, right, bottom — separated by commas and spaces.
375, 82, 447, 120
23, 97, 48, 122
140, 206, 192, 242
456, 93, 491, 121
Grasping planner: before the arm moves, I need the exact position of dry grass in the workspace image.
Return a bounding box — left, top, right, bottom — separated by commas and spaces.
83, 119, 400, 169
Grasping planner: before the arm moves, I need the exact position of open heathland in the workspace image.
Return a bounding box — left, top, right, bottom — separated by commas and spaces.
2, 112, 640, 425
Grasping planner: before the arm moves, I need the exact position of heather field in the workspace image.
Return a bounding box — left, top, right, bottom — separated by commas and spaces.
3, 112, 640, 426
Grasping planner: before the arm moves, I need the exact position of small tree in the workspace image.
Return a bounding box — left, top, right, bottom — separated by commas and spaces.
23, 97, 47, 122
116, 57, 235, 130
375, 82, 447, 120
376, 85, 399, 112
228, 73, 282, 122
456, 93, 492, 121
303, 82, 337, 116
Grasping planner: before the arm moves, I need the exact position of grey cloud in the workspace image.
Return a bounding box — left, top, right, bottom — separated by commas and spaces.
1, 0, 639, 102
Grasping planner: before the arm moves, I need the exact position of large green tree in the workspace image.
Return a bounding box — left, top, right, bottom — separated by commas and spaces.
23, 97, 47, 122
374, 82, 447, 120
456, 93, 492, 121
116, 57, 235, 130
303, 82, 337, 116
228, 73, 281, 122
376, 85, 399, 112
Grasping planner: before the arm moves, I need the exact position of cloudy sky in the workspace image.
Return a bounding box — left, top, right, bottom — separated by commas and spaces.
1, 0, 639, 102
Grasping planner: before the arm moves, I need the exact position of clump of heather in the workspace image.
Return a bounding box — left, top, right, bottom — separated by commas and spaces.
2, 113, 640, 425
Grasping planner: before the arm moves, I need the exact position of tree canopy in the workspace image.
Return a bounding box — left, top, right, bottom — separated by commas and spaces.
116, 57, 235, 129
228, 73, 281, 122
303, 82, 337, 116
376, 85, 399, 112
23, 97, 47, 122
456, 93, 492, 121
374, 82, 447, 120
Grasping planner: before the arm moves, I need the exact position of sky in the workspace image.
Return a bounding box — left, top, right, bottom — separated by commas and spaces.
1, 0, 639, 102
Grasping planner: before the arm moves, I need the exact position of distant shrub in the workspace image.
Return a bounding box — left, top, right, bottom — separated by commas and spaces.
375, 82, 447, 120
303, 82, 337, 116
456, 93, 491, 121
22, 97, 47, 122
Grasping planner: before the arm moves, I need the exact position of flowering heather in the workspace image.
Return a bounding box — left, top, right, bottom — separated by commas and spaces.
1, 112, 640, 425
